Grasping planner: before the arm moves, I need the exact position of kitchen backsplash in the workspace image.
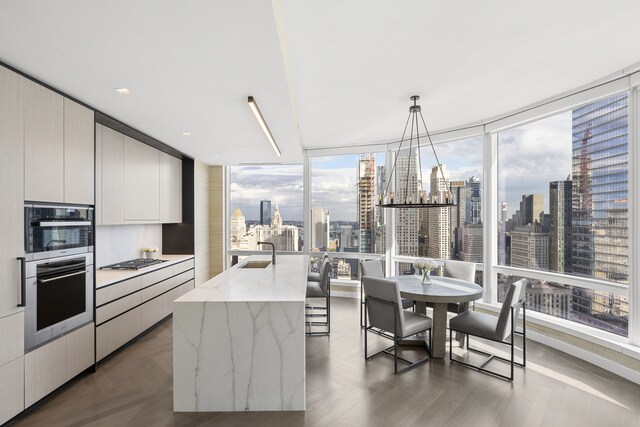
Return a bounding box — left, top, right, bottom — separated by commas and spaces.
95, 224, 163, 267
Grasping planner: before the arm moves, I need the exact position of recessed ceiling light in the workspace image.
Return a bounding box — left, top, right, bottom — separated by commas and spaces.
181, 132, 191, 136
114, 88, 130, 95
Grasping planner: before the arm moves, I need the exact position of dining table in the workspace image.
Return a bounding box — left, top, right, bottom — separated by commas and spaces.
388, 274, 483, 358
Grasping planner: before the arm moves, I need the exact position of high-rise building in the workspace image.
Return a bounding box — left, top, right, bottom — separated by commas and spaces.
375, 165, 387, 256
525, 281, 572, 319
571, 93, 628, 283
358, 154, 375, 253
517, 194, 544, 227
395, 149, 420, 274
260, 200, 272, 226
510, 224, 549, 269
549, 180, 572, 273
311, 207, 330, 251
427, 165, 451, 261
571, 94, 629, 318
465, 176, 481, 225
230, 207, 247, 248
449, 180, 466, 259
460, 224, 483, 262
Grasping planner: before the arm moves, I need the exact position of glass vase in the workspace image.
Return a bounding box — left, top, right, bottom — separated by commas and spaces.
422, 270, 432, 285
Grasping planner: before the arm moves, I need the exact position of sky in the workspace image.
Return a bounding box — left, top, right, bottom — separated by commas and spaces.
229, 112, 573, 222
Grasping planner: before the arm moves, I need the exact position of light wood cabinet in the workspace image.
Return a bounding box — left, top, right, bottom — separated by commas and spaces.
95, 123, 103, 225
160, 152, 183, 223
0, 312, 25, 424
0, 67, 25, 317
24, 323, 95, 407
96, 258, 194, 360
124, 136, 159, 222
63, 98, 94, 205
100, 125, 125, 225
97, 307, 142, 361
98, 126, 181, 225
0, 357, 24, 425
23, 79, 65, 203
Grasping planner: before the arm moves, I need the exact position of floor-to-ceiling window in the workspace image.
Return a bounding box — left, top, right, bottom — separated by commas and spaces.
228, 164, 303, 263
310, 152, 386, 279
391, 136, 484, 278
496, 93, 629, 336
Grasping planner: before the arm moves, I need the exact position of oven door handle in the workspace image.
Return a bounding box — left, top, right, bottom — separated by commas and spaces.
36, 221, 92, 227
17, 257, 26, 307
38, 270, 86, 284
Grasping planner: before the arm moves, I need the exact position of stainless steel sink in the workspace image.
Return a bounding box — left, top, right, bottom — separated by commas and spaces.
240, 261, 272, 269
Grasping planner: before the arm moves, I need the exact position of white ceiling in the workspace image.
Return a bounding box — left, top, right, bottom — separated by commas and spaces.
1, 1, 640, 165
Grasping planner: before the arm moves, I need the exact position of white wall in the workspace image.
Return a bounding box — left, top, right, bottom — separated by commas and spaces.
95, 224, 163, 267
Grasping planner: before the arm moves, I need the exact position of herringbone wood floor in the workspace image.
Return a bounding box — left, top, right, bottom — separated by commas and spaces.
11, 297, 640, 427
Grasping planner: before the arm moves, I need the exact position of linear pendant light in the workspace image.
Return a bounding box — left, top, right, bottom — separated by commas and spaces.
248, 96, 281, 157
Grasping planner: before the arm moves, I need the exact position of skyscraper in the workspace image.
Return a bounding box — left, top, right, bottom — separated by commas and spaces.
465, 176, 481, 225
375, 165, 386, 256
395, 149, 420, 274
518, 194, 544, 226
260, 200, 272, 226
427, 164, 451, 261
449, 180, 466, 258
571, 93, 628, 283
230, 207, 247, 248
571, 94, 629, 320
358, 154, 375, 253
549, 180, 572, 273
311, 207, 330, 251
510, 224, 549, 269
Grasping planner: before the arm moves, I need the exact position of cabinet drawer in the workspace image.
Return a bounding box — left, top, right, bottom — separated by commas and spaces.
96, 292, 141, 325
141, 278, 174, 303
96, 307, 142, 362
24, 335, 67, 407
173, 269, 194, 287
173, 280, 194, 300
0, 357, 24, 424
96, 276, 141, 306
0, 312, 24, 366
66, 323, 94, 379
173, 258, 194, 275
141, 290, 174, 331
140, 266, 173, 289
24, 323, 94, 407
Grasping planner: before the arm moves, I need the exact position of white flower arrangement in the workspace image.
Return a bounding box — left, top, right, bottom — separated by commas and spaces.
143, 247, 159, 253
413, 257, 438, 272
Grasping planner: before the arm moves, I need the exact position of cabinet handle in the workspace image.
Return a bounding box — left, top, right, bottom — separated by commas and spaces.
37, 270, 85, 284
17, 257, 26, 307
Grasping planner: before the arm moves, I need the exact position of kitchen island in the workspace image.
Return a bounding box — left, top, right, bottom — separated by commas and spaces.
173, 254, 308, 412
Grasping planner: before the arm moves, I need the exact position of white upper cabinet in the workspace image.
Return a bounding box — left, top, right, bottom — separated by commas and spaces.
160, 152, 183, 223
97, 126, 181, 225
100, 125, 125, 225
124, 136, 160, 222
23, 79, 64, 203
63, 98, 94, 205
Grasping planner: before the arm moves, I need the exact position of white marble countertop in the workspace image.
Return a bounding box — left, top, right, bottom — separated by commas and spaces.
96, 254, 194, 288
175, 254, 309, 303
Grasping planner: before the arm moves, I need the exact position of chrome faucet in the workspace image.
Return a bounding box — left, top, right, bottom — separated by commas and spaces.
258, 241, 276, 265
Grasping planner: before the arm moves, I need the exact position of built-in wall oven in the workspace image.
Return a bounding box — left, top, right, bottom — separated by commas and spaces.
23, 252, 94, 350
25, 203, 93, 261
22, 203, 94, 351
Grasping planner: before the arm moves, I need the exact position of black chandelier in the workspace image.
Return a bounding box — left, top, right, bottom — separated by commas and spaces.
378, 95, 455, 208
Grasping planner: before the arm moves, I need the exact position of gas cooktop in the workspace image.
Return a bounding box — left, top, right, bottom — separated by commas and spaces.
99, 258, 167, 270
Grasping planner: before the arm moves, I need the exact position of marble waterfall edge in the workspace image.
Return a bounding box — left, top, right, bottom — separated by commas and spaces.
173, 300, 305, 411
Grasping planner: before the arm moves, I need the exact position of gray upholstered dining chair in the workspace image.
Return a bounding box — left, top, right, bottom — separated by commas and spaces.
448, 278, 527, 381
306, 256, 332, 336
443, 260, 476, 313
308, 253, 329, 282
360, 259, 414, 328
363, 276, 432, 374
